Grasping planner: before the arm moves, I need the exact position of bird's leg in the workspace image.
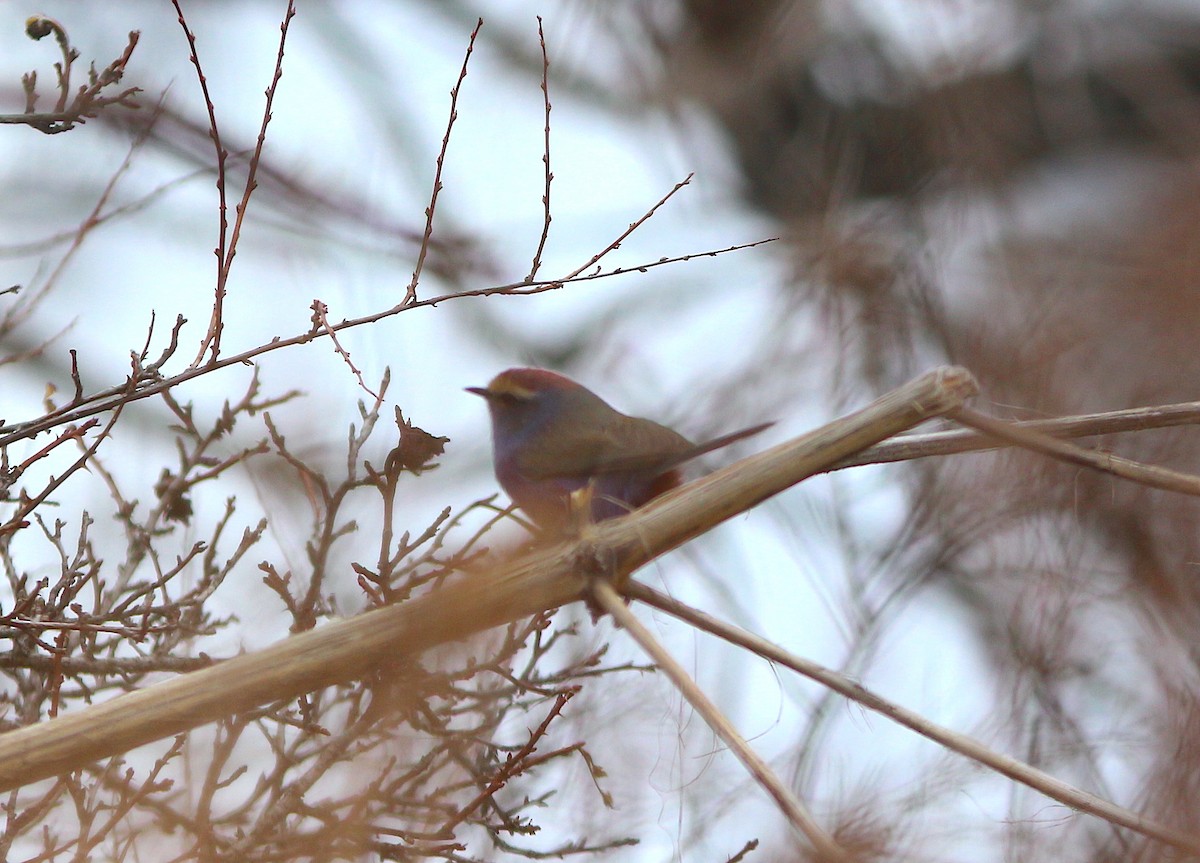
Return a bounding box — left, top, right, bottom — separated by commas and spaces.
562, 483, 631, 621
565, 482, 597, 535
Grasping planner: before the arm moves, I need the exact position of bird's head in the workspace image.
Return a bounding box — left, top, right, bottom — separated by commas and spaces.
466, 368, 605, 442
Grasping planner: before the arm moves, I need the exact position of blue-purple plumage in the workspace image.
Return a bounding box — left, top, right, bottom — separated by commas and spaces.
468, 368, 770, 531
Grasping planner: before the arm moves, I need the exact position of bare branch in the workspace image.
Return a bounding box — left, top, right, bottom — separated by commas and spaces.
0, 19, 140, 134
404, 18, 484, 306
950, 405, 1200, 496
590, 579, 846, 859
0, 366, 974, 792
625, 581, 1200, 857
0, 236, 777, 449
526, 16, 553, 283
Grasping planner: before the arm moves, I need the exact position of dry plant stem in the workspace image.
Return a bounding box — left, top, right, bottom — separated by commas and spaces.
12, 419, 97, 473
47, 21, 73, 113
0, 654, 212, 675
950, 406, 1200, 495
624, 583, 1200, 856
0, 366, 975, 792
438, 687, 577, 835
840, 399, 1200, 468
590, 580, 847, 861
1, 401, 126, 536
0, 538, 585, 793
604, 366, 979, 570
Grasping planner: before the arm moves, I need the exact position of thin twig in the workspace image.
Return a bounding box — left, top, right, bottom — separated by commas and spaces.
839, 399, 1200, 468
0, 238, 776, 448
560, 174, 695, 282
308, 300, 382, 405
171, 0, 230, 367
2, 18, 139, 133
950, 406, 1200, 496
0, 367, 976, 793
404, 18, 484, 306
0, 652, 215, 674
624, 581, 1200, 857
590, 579, 847, 861
9, 95, 164, 335
0, 166, 207, 257
12, 419, 98, 474
439, 688, 577, 834
198, 0, 297, 365
0, 397, 126, 537
526, 16, 553, 283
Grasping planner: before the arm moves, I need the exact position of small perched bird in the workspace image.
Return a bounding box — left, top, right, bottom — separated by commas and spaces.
467, 368, 771, 531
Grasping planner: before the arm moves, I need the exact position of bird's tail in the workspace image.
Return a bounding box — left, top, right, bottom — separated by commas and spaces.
687, 421, 773, 460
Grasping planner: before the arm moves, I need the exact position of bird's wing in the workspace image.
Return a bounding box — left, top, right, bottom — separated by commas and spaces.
582, 420, 774, 476
516, 418, 773, 480
515, 418, 691, 480
585, 419, 696, 475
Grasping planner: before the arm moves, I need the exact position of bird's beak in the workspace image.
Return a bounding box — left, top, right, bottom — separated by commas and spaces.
465, 386, 491, 399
